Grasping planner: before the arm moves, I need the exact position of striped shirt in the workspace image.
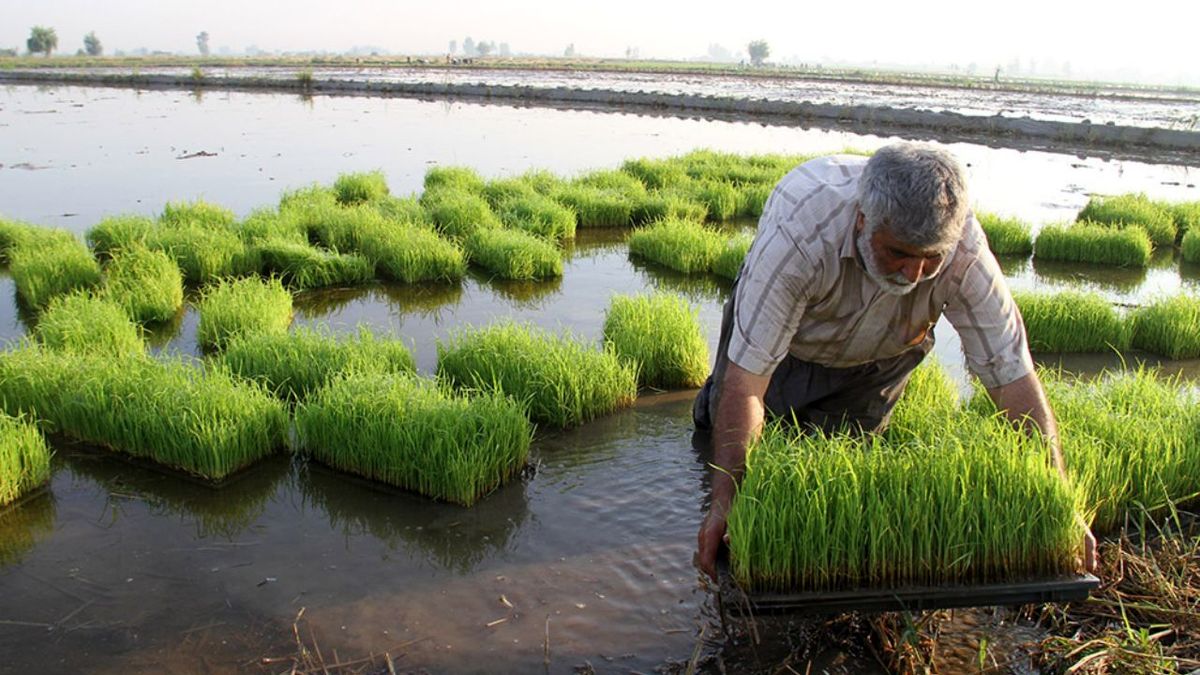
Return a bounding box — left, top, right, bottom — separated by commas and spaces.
728, 154, 1034, 389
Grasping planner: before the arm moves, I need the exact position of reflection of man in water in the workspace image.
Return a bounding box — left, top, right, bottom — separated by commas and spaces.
692, 143, 1096, 581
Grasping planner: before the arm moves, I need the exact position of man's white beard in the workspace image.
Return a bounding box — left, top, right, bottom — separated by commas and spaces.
857, 228, 918, 296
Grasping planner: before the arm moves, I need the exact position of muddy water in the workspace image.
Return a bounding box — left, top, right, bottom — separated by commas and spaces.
1, 84, 1199, 673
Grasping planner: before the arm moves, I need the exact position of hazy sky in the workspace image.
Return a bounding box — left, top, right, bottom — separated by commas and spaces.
5, 0, 1196, 84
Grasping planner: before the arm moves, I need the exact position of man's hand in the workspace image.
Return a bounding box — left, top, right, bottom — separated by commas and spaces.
696, 508, 729, 583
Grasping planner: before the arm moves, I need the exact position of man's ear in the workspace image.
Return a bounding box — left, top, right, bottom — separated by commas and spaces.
854, 210, 865, 234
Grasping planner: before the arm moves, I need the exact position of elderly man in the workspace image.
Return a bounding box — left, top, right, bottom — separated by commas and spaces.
694, 143, 1096, 581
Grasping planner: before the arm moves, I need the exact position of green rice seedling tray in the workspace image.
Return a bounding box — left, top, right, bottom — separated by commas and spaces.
717, 558, 1099, 616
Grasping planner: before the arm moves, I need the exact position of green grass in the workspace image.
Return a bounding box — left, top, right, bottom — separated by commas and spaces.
290, 201, 388, 252
712, 232, 754, 280
1034, 223, 1152, 267
621, 157, 690, 190
630, 190, 709, 225
737, 183, 775, 218
437, 322, 638, 429
497, 194, 577, 242
726, 419, 1081, 592
602, 292, 708, 389
10, 234, 102, 310
255, 238, 375, 290
219, 326, 415, 402
0, 413, 52, 508
575, 169, 648, 198
628, 217, 725, 274
357, 226, 467, 283
424, 166, 486, 194
884, 357, 960, 444
333, 170, 389, 205
146, 223, 255, 284
1013, 290, 1131, 353
296, 372, 532, 506
1130, 295, 1200, 359
33, 292, 144, 357
0, 347, 287, 481
1159, 200, 1200, 241
0, 218, 36, 264
465, 229, 562, 281
551, 185, 635, 227
196, 277, 293, 351
103, 245, 184, 324
235, 208, 308, 245
686, 180, 740, 221
1077, 193, 1176, 248
86, 215, 155, 258
1182, 228, 1200, 264
518, 169, 564, 195
977, 212, 1034, 256
373, 195, 429, 226
421, 188, 503, 239
160, 199, 237, 229
482, 177, 540, 207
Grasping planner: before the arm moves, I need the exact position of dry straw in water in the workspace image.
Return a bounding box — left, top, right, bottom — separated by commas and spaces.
296, 372, 532, 506
196, 277, 293, 351
1034, 223, 1152, 267
1013, 290, 1131, 353
465, 228, 563, 281
33, 292, 144, 357
628, 217, 725, 274
103, 245, 184, 324
0, 413, 51, 508
603, 292, 709, 389
1131, 295, 1200, 359
437, 322, 638, 429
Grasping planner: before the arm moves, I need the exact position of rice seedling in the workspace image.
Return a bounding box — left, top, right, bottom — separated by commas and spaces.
482, 177, 540, 207
0, 347, 287, 481
33, 292, 144, 357
686, 180, 741, 222
437, 322, 638, 429
1159, 199, 1200, 241
235, 208, 308, 245
1077, 193, 1176, 248
291, 202, 386, 252
295, 372, 532, 506
712, 232, 754, 280
196, 277, 293, 351
373, 195, 430, 227
146, 223, 255, 284
356, 226, 467, 283
1130, 295, 1200, 359
1182, 228, 1200, 264
421, 188, 503, 240
575, 169, 649, 198
103, 245, 184, 324
497, 193, 577, 242
884, 357, 960, 444
551, 185, 635, 227
518, 169, 564, 195
160, 199, 237, 229
1034, 223, 1151, 267
629, 190, 709, 226
0, 218, 35, 263
333, 170, 389, 205
255, 238, 374, 290
0, 413, 52, 508
278, 184, 339, 212
86, 214, 155, 258
977, 212, 1034, 256
465, 228, 562, 281
424, 166, 486, 194
726, 420, 1081, 592
10, 234, 102, 310
219, 326, 415, 402
737, 183, 775, 218
628, 217, 725, 274
1012, 290, 1131, 353
602, 292, 708, 389
621, 158, 689, 190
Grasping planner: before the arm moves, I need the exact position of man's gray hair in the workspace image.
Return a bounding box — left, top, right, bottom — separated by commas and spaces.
857, 144, 969, 251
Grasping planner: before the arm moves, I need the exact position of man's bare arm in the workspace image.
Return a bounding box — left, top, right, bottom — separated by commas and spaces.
697, 362, 770, 581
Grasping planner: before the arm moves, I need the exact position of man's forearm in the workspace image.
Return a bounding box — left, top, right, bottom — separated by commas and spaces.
987, 371, 1065, 476
709, 364, 769, 514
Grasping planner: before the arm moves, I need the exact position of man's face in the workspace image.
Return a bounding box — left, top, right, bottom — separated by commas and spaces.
856, 212, 948, 296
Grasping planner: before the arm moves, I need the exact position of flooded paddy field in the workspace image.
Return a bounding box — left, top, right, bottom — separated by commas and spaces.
1, 83, 1199, 673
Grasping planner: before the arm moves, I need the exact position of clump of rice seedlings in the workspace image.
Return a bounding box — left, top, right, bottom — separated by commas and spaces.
621, 158, 689, 190
603, 292, 708, 389
424, 166, 486, 194
296, 372, 532, 506
196, 277, 293, 351
630, 190, 709, 225
977, 212, 1034, 256
1130, 295, 1200, 359
0, 413, 52, 508
737, 183, 774, 218
103, 245, 184, 324
437, 322, 638, 429
292, 202, 388, 252
726, 421, 1081, 592
1160, 199, 1200, 241
497, 194, 577, 242
575, 169, 649, 198
628, 218, 725, 274
421, 188, 503, 239
220, 326, 415, 402
33, 292, 144, 357
482, 177, 539, 207
236, 208, 308, 245
333, 170, 389, 205
465, 229, 562, 281
884, 357, 960, 444
357, 226, 467, 283
10, 234, 102, 310
256, 238, 374, 290
86, 214, 155, 258
373, 195, 429, 226
687, 180, 741, 222
1077, 193, 1176, 248
1034, 223, 1151, 267
712, 232, 754, 280
0, 218, 36, 263
160, 199, 237, 229
147, 224, 255, 284
1013, 290, 1131, 353
278, 184, 339, 212
518, 169, 564, 195
1182, 229, 1200, 264
0, 347, 287, 481
552, 185, 635, 227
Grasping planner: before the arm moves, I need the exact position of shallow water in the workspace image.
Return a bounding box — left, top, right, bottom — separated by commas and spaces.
0, 83, 1198, 673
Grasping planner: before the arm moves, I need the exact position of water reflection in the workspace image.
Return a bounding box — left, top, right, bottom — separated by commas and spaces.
297, 462, 529, 574
293, 281, 464, 321
1031, 258, 1149, 295
630, 257, 730, 304
562, 227, 628, 261
142, 306, 186, 350
995, 254, 1032, 277
483, 274, 564, 308
62, 448, 289, 539
0, 490, 55, 567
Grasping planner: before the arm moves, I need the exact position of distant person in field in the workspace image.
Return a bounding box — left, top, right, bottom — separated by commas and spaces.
692, 143, 1097, 581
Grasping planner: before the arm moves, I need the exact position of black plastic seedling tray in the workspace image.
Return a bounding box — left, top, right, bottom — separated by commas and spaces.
718, 560, 1100, 616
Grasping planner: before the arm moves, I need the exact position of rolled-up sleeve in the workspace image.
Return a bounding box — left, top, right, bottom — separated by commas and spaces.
726, 231, 816, 377
944, 248, 1035, 389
